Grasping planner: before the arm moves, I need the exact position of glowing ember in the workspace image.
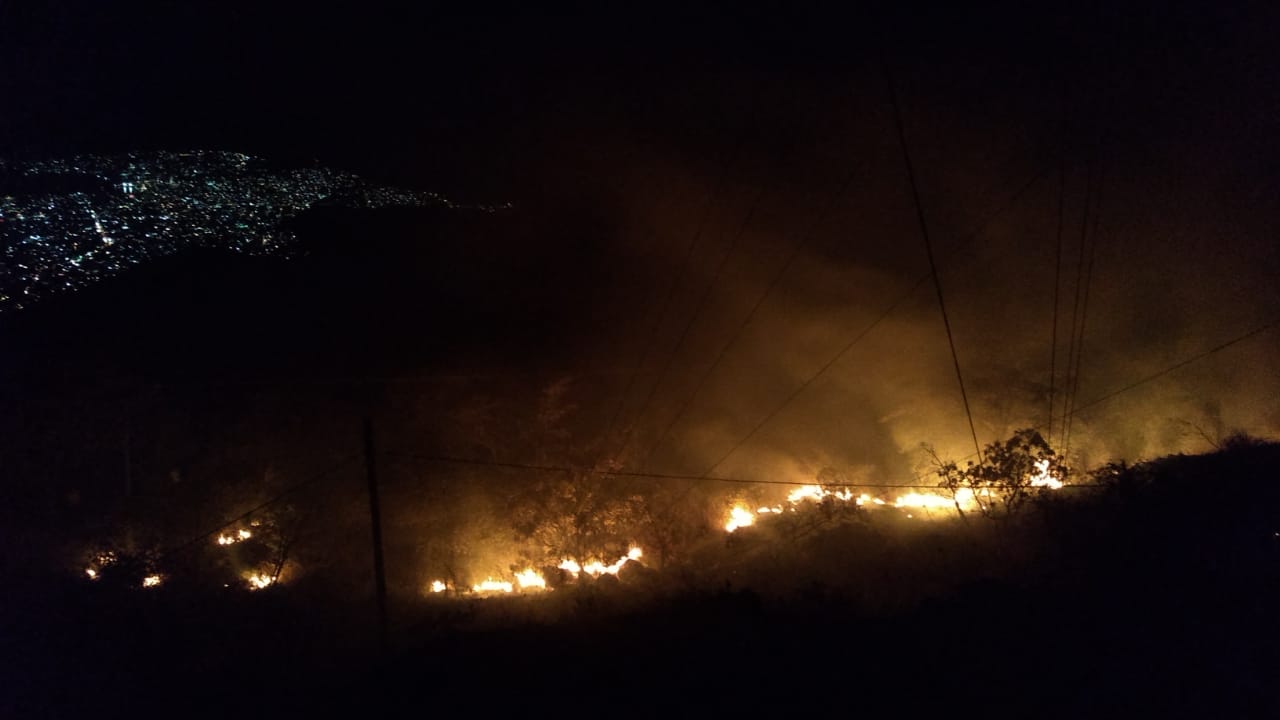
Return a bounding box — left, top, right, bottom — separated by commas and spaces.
515, 568, 547, 590
246, 573, 274, 590
84, 551, 117, 580
217, 528, 253, 546
141, 574, 162, 588
725, 506, 755, 533
430, 580, 447, 593
472, 578, 514, 593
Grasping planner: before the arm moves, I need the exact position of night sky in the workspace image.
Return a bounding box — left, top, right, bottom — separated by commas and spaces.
3, 1, 1278, 482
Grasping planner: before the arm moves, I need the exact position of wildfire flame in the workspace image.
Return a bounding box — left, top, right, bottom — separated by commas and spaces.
84, 551, 116, 580
726, 463, 1065, 532
725, 506, 755, 533
246, 573, 274, 590
558, 546, 644, 578
1030, 459, 1064, 489
786, 486, 825, 504
141, 574, 162, 588
515, 568, 547, 590
472, 578, 514, 593
430, 580, 447, 593
216, 528, 253, 546
893, 493, 958, 510
458, 566, 553, 595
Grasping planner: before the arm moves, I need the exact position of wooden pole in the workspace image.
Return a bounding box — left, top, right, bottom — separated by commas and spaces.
363, 417, 389, 649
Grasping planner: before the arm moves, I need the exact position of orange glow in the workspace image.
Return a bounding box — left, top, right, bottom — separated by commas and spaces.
893, 493, 956, 510
724, 506, 755, 532
217, 528, 252, 546
1029, 459, 1064, 489
558, 546, 644, 578
246, 573, 274, 590
84, 551, 116, 580
472, 578, 514, 593
722, 468, 1069, 532
515, 568, 547, 590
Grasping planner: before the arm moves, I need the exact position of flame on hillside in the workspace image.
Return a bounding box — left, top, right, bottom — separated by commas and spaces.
217, 529, 253, 546
559, 546, 643, 578
1030, 459, 1064, 489
473, 578, 514, 593
431, 546, 645, 597
246, 573, 275, 590
725, 506, 755, 532
726, 463, 1065, 532
469, 568, 551, 594
84, 551, 116, 580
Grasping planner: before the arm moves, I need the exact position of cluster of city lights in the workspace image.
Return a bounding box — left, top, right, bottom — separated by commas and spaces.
1, 150, 508, 312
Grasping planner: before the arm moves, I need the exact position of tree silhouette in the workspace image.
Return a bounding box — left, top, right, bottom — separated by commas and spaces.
930, 428, 1068, 520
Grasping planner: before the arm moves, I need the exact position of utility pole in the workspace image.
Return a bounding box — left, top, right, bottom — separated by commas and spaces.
123, 430, 132, 498
363, 417, 389, 650
122, 402, 133, 498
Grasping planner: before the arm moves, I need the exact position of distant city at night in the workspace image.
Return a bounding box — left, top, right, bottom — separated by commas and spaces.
0, 150, 508, 312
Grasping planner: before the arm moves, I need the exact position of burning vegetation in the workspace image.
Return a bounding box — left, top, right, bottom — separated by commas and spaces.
72, 399, 1068, 604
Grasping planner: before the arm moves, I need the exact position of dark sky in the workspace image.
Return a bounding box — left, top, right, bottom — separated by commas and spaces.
2, 2, 1278, 482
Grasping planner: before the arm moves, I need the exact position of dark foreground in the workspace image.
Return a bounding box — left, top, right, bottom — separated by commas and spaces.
6, 442, 1279, 718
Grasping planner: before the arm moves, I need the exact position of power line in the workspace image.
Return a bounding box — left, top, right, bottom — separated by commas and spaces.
1047, 127, 1067, 442
382, 449, 1103, 490
593, 165, 724, 460
694, 163, 1050, 478
1062, 158, 1105, 455
607, 135, 753, 464
1059, 159, 1091, 449
390, 308, 1279, 491
951, 316, 1280, 465
639, 155, 789, 467
632, 154, 868, 472
882, 54, 983, 463
157, 454, 361, 559
389, 321, 1280, 492
1065, 318, 1280, 419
